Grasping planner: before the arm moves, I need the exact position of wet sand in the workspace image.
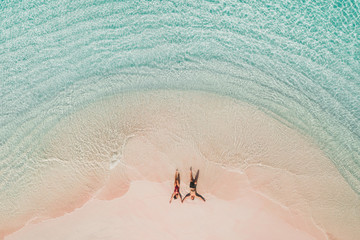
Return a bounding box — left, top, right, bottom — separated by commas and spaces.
3, 91, 360, 240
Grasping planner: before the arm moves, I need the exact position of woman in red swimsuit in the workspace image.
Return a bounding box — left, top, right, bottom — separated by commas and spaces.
169, 169, 182, 203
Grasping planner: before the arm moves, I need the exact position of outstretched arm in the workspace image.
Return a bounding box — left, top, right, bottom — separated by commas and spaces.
169, 193, 175, 203
182, 193, 190, 203
196, 193, 206, 202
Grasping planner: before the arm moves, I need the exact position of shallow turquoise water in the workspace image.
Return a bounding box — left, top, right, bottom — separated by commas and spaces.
1, 0, 359, 228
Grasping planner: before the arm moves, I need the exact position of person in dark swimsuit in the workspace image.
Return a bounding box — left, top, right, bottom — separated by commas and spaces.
169, 169, 182, 203
182, 167, 206, 202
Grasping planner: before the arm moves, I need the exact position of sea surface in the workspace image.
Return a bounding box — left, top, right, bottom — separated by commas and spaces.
1, 0, 360, 238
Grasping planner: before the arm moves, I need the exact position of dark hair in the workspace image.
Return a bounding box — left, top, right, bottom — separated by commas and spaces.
174, 195, 178, 199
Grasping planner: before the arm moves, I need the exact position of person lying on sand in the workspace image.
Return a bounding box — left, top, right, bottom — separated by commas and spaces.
182, 167, 206, 202
169, 169, 182, 203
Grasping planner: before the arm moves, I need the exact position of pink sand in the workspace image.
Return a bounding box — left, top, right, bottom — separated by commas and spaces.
3, 91, 360, 240
6, 179, 325, 240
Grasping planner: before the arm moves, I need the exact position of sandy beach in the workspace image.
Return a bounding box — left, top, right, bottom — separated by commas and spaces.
2, 91, 360, 240
6, 177, 326, 240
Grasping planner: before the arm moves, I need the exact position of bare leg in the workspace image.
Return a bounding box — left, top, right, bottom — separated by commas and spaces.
177, 169, 180, 185
174, 170, 177, 184
194, 170, 199, 184
190, 167, 194, 182
175, 169, 180, 186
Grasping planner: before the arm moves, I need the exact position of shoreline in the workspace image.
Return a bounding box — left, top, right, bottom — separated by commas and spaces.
2, 90, 359, 240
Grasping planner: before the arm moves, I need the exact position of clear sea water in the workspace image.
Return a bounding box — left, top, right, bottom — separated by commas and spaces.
1, 0, 359, 235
